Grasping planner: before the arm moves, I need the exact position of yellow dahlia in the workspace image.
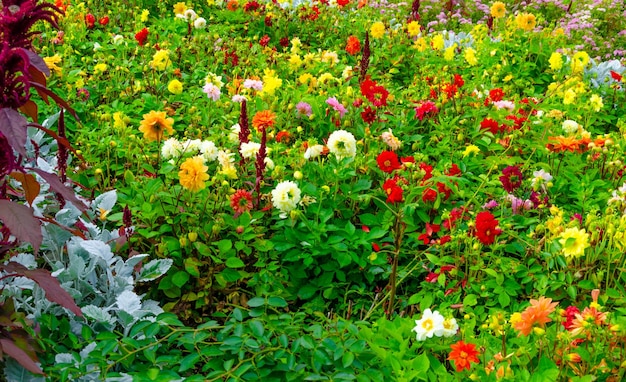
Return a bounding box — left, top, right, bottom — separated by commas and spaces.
139, 111, 174, 142
179, 156, 209, 192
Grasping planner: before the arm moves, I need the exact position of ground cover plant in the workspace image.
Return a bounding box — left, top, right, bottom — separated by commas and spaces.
2, 0, 626, 380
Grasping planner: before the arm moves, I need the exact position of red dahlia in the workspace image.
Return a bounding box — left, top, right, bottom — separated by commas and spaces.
474, 211, 502, 245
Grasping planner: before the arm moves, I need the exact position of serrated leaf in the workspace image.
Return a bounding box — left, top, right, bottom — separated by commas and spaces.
0, 200, 42, 253
30, 168, 87, 211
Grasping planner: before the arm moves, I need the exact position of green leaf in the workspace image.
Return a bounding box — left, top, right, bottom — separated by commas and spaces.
172, 271, 190, 288
179, 353, 201, 373
225, 257, 245, 268
463, 294, 478, 307
342, 352, 355, 368
498, 292, 510, 307
249, 320, 265, 338
411, 353, 430, 380
247, 297, 265, 308
268, 296, 287, 308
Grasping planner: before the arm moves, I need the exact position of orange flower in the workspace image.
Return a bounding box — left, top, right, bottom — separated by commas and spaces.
345, 36, 361, 55
139, 110, 174, 142
546, 136, 582, 153
570, 306, 607, 337
227, 0, 239, 11
513, 296, 558, 336
448, 340, 480, 372
252, 110, 276, 131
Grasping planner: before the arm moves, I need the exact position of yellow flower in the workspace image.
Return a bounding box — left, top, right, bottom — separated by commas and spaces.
173, 2, 187, 15
464, 47, 478, 66
288, 54, 302, 69
571, 51, 589, 74
167, 79, 183, 95
414, 37, 427, 52
490, 1, 506, 18
140, 9, 150, 22
179, 156, 209, 192
260, 69, 282, 96
93, 63, 107, 74
370, 22, 386, 39
559, 227, 590, 258
407, 21, 420, 37
463, 145, 480, 157
589, 94, 603, 112
549, 52, 563, 71
299, 73, 313, 85
515, 13, 536, 32
431, 34, 444, 51
553, 28, 565, 37
150, 50, 171, 71
44, 54, 62, 76
138, 110, 174, 142
563, 89, 576, 105
444, 44, 456, 61
113, 112, 127, 130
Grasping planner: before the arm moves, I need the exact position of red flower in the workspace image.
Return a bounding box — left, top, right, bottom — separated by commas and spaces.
275, 130, 291, 143
360, 106, 377, 124
345, 35, 361, 55
135, 28, 149, 46
453, 74, 464, 88
442, 83, 458, 98
383, 178, 403, 204
230, 189, 253, 214
419, 162, 433, 182
499, 165, 523, 193
377, 151, 402, 173
443, 207, 466, 230
99, 16, 109, 26
505, 114, 527, 130
337, 0, 350, 6
489, 88, 504, 102
259, 35, 270, 47
562, 306, 580, 331
474, 211, 502, 245
244, 0, 261, 12
480, 118, 500, 134
360, 77, 389, 107
610, 70, 622, 82
414, 101, 438, 121
279, 37, 290, 47
422, 188, 437, 203
445, 163, 462, 177
85, 13, 95, 29
437, 182, 452, 200
448, 341, 480, 372
418, 223, 440, 245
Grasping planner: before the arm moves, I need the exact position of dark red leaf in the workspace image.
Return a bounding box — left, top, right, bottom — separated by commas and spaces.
23, 49, 50, 77
2, 262, 82, 317
0, 200, 42, 253
29, 82, 79, 121
29, 168, 88, 212
0, 338, 44, 375
28, 123, 84, 162
18, 100, 38, 123
0, 108, 28, 156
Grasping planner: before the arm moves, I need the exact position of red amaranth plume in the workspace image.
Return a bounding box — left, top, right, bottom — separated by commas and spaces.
254, 127, 267, 209
359, 32, 370, 83
1, 0, 62, 49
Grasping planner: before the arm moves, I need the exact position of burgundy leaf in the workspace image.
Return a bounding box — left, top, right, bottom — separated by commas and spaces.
29, 168, 88, 212
0, 200, 42, 253
18, 100, 39, 123
0, 108, 28, 156
28, 123, 84, 161
0, 338, 44, 375
29, 83, 79, 121
23, 49, 51, 77
2, 262, 82, 317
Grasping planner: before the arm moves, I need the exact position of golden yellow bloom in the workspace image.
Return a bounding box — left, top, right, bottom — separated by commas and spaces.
167, 79, 183, 95
93, 63, 107, 74
370, 22, 386, 39
563, 89, 576, 105
464, 47, 478, 66
559, 227, 590, 258
589, 94, 603, 112
179, 156, 209, 192
515, 13, 536, 32
260, 69, 282, 95
490, 1, 506, 18
407, 21, 420, 37
138, 110, 174, 142
463, 145, 480, 157
44, 54, 62, 76
140, 9, 150, 22
444, 44, 456, 61
414, 37, 427, 52
150, 50, 171, 71
431, 34, 444, 51
549, 52, 563, 71
571, 51, 590, 74
173, 2, 187, 15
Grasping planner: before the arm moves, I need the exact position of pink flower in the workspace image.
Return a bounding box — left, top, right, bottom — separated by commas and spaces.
326, 97, 348, 118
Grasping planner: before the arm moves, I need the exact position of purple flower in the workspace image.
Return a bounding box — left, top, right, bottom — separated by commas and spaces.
326, 97, 347, 118
296, 101, 312, 117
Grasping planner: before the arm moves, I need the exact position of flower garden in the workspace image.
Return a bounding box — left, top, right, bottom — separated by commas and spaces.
1, 0, 626, 380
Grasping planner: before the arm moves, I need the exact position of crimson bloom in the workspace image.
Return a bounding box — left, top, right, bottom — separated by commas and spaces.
448, 341, 480, 372
383, 178, 403, 204
85, 13, 95, 29
474, 211, 502, 245
135, 27, 149, 45
499, 165, 523, 193
376, 151, 401, 173
360, 77, 389, 107
360, 106, 377, 124
480, 118, 501, 134
414, 101, 438, 121
345, 35, 361, 55
610, 70, 622, 82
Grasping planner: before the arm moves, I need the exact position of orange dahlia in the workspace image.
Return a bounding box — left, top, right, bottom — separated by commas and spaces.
139, 110, 174, 142
252, 110, 276, 131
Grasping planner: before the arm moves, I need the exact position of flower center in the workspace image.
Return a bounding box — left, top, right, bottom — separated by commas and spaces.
421, 319, 433, 331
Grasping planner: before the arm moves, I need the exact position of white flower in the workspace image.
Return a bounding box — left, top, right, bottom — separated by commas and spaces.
161, 137, 183, 159
441, 317, 459, 337
200, 140, 218, 161
264, 157, 275, 170
183, 9, 198, 21
205, 72, 224, 88
112, 34, 124, 45
232, 94, 247, 103
304, 144, 325, 160
562, 120, 579, 134
240, 142, 261, 159
412, 308, 445, 341
243, 79, 263, 91
217, 149, 235, 167
342, 66, 353, 79
203, 83, 221, 101
531, 169, 553, 190
194, 17, 207, 29
327, 130, 356, 160
182, 139, 202, 153
229, 123, 241, 143
271, 180, 301, 216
